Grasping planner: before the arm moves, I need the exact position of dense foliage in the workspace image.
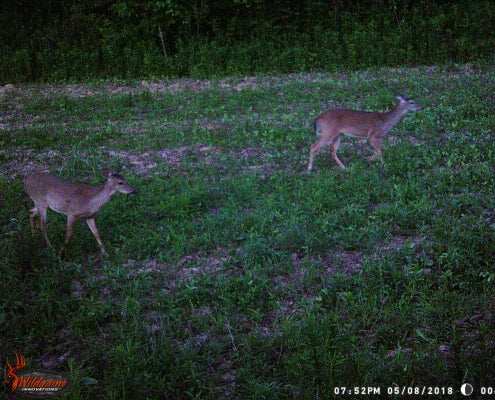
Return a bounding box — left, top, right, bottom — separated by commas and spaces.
1, 0, 494, 82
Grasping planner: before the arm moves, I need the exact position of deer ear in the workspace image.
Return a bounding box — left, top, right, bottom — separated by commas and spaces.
396, 94, 405, 101
103, 168, 111, 178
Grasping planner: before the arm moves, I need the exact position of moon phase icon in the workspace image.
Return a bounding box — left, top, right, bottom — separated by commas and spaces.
460, 383, 473, 396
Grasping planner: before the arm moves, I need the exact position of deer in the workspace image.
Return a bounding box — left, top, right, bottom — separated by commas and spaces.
5, 352, 26, 392
307, 94, 422, 171
24, 168, 137, 256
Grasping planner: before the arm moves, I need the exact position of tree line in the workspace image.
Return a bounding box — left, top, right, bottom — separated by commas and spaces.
1, 0, 494, 82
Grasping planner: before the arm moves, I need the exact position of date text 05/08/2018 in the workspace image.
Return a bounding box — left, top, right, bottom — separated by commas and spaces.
333, 386, 455, 396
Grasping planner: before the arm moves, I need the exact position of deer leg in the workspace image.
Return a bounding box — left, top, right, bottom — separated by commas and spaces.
64, 215, 77, 246
86, 218, 108, 256
58, 215, 77, 257
330, 136, 346, 169
308, 137, 326, 171
36, 205, 52, 247
369, 138, 384, 162
29, 206, 39, 234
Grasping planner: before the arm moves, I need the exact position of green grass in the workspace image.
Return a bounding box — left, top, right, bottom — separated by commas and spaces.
1, 63, 495, 399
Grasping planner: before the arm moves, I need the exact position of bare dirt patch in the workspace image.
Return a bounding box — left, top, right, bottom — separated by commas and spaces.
2, 149, 62, 180
126, 246, 232, 284
0, 71, 342, 103
175, 247, 231, 281
5, 142, 279, 182
290, 250, 363, 276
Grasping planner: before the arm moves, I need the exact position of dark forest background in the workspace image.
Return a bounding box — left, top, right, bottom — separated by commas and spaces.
1, 0, 494, 83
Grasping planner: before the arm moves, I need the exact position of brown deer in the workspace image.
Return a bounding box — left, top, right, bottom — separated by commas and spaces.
24, 168, 137, 256
308, 94, 422, 170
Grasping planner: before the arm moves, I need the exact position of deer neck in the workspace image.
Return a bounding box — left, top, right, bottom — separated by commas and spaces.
382, 103, 408, 134
88, 182, 115, 213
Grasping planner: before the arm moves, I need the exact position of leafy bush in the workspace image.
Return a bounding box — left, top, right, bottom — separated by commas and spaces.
1, 0, 494, 82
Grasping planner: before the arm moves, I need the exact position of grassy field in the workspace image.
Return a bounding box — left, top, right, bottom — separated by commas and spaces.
1, 63, 494, 399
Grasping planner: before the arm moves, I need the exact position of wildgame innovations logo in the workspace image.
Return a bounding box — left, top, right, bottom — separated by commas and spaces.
4, 352, 72, 398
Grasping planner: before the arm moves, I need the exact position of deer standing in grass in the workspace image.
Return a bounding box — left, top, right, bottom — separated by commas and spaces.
308, 94, 422, 170
24, 168, 137, 256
